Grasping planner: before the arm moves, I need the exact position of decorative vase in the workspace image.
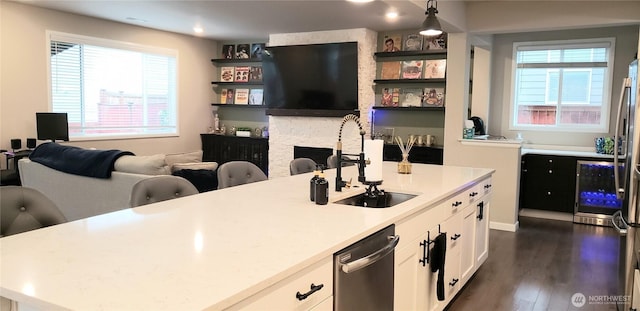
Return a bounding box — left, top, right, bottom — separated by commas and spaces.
398, 154, 412, 174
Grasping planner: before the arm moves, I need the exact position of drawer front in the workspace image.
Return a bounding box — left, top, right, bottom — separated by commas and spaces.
226, 258, 332, 311
444, 177, 491, 217
396, 205, 444, 250
524, 154, 575, 170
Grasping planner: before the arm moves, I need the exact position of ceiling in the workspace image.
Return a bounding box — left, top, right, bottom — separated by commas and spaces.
19, 0, 432, 41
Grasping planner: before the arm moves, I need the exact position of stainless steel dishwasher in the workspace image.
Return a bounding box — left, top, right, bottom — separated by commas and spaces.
334, 224, 399, 310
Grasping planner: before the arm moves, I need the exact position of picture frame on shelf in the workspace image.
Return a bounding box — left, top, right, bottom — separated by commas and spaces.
401, 88, 423, 107
250, 43, 266, 60
226, 89, 235, 104
379, 87, 400, 107
235, 44, 250, 59
422, 88, 445, 107
382, 34, 402, 52
423, 59, 446, 79
423, 33, 447, 50
234, 88, 249, 105
220, 89, 229, 104
401, 60, 424, 79
234, 66, 250, 82
249, 66, 263, 82
221, 45, 235, 59
249, 89, 264, 105
380, 61, 401, 79
220, 67, 235, 82
403, 33, 423, 51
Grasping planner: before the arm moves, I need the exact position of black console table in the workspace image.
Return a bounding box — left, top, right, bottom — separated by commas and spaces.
200, 134, 269, 175
382, 144, 443, 165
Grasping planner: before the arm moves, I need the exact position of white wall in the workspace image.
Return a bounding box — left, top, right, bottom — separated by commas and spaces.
489, 25, 639, 146
441, 33, 521, 232
0, 2, 217, 167
267, 29, 377, 178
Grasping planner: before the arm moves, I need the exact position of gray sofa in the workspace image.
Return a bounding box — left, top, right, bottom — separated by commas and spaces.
19, 150, 215, 221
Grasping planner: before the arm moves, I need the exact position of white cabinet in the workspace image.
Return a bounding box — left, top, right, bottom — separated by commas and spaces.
475, 198, 490, 267
394, 176, 492, 311
460, 204, 477, 285
394, 225, 443, 311
309, 296, 333, 311
225, 258, 332, 311
440, 209, 462, 301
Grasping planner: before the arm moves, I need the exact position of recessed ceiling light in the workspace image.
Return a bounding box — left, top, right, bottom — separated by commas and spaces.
385, 11, 399, 19
346, 0, 374, 3
193, 26, 204, 34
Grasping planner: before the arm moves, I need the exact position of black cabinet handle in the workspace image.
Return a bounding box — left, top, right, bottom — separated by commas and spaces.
484, 184, 492, 189
450, 233, 461, 241
449, 278, 459, 286
296, 283, 324, 301
419, 239, 429, 266
452, 201, 462, 207
469, 192, 478, 197
477, 201, 484, 221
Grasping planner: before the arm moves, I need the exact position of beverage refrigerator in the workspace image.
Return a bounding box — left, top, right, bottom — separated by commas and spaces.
574, 160, 624, 226
611, 58, 639, 309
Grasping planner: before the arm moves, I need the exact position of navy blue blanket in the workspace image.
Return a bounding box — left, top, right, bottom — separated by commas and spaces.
29, 142, 134, 179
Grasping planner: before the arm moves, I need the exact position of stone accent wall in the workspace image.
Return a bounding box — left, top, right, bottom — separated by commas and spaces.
268, 28, 377, 178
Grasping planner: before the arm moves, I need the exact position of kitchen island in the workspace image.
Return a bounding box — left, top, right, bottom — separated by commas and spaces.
0, 162, 493, 310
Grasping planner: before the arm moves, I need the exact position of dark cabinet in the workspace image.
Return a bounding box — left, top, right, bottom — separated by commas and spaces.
520, 154, 577, 213
382, 144, 443, 165
200, 134, 269, 175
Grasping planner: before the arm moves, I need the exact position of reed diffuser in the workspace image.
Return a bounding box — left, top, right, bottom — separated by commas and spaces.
396, 136, 415, 174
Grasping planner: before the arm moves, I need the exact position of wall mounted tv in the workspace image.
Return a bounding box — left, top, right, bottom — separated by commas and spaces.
262, 41, 359, 117
36, 112, 69, 142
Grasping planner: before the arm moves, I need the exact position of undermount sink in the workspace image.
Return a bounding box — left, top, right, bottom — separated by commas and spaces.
333, 191, 417, 208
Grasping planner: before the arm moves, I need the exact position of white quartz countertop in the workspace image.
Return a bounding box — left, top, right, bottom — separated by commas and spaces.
521, 148, 618, 159
0, 162, 493, 311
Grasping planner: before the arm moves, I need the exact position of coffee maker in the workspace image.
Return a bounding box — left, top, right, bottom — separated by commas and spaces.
469, 116, 486, 135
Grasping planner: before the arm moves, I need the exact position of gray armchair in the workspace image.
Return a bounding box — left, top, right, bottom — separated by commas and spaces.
0, 186, 67, 237
217, 161, 267, 189
290, 158, 317, 175
326, 155, 356, 169
129, 175, 199, 207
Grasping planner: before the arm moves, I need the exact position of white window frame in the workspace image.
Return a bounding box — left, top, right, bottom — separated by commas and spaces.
509, 38, 615, 133
46, 31, 179, 141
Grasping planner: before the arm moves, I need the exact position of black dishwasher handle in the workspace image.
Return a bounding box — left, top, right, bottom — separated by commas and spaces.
340, 235, 400, 273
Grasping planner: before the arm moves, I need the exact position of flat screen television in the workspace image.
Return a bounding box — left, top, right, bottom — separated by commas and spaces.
262, 41, 359, 117
36, 112, 69, 142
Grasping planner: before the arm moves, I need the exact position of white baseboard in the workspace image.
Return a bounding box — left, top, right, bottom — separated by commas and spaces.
490, 221, 519, 232
518, 208, 573, 222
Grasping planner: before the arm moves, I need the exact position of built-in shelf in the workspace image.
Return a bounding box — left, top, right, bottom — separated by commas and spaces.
211, 58, 262, 64
211, 81, 263, 86
373, 78, 446, 84
374, 49, 447, 58
372, 106, 445, 111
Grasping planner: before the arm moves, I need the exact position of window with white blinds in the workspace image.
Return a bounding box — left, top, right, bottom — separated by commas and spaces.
511, 38, 615, 132
48, 32, 178, 140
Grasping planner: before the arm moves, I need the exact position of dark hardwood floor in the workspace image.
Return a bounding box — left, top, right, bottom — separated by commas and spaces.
447, 216, 623, 311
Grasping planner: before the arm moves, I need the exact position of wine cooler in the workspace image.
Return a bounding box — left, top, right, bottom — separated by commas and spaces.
574, 160, 624, 226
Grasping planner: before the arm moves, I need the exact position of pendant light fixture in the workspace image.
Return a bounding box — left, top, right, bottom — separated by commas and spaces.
419, 0, 443, 36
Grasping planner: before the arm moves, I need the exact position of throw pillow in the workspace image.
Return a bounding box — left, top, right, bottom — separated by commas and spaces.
114, 154, 169, 175
165, 150, 203, 167
173, 169, 217, 192
171, 162, 218, 173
